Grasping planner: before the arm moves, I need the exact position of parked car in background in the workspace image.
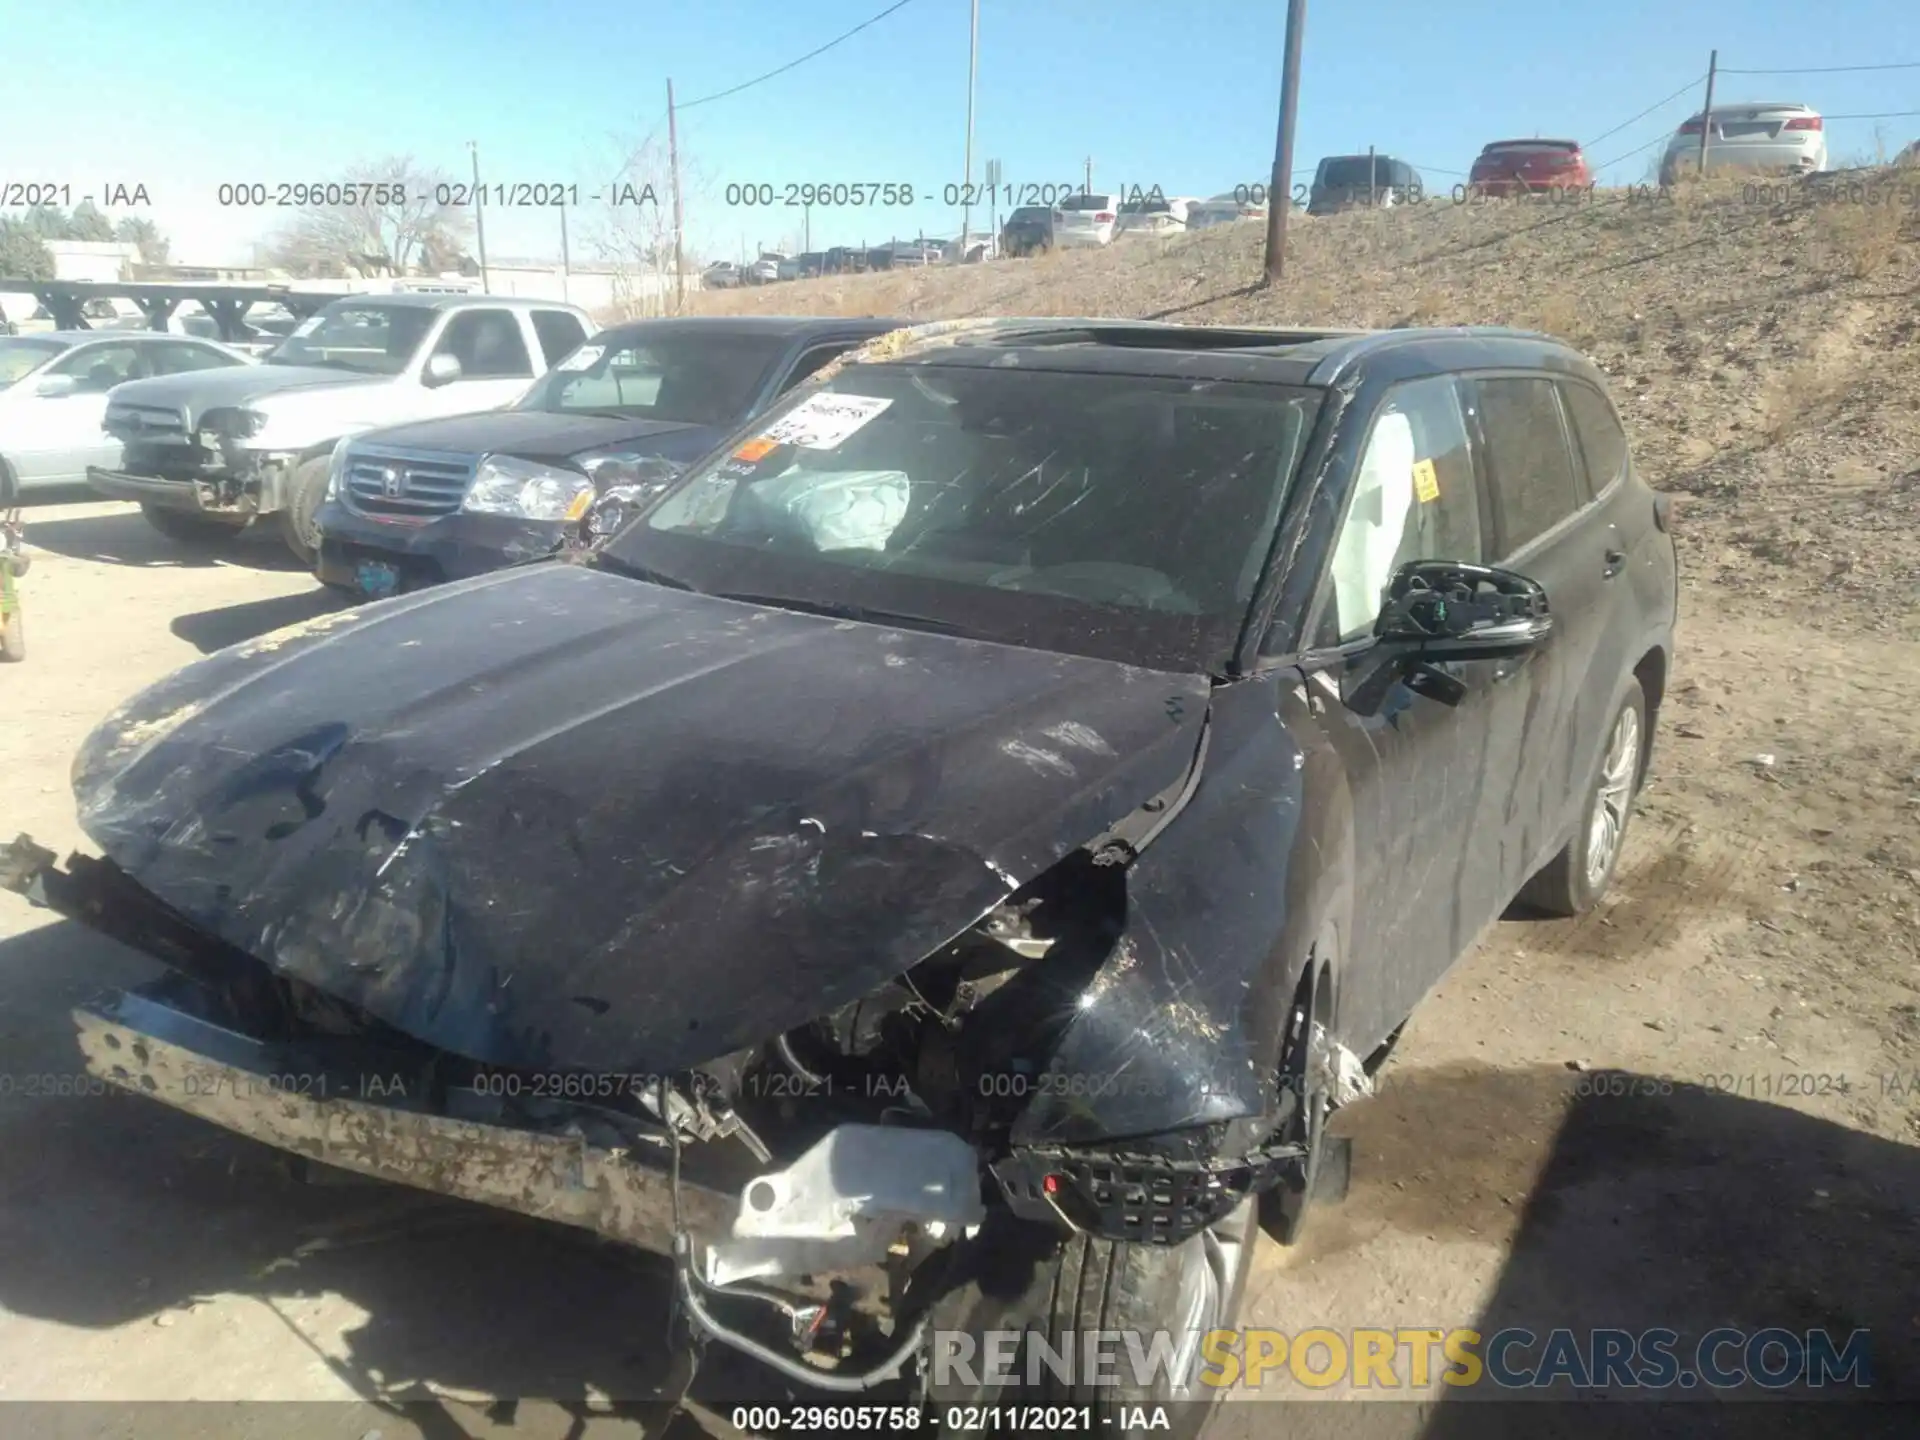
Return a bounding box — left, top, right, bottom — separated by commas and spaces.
12, 318, 1673, 1432
0, 332, 253, 496
87, 293, 595, 563
864, 246, 896, 271
889, 239, 944, 266
1000, 204, 1057, 256
313, 315, 903, 598
0, 298, 57, 335
1115, 195, 1199, 238
1186, 193, 1268, 230
824, 246, 868, 274
703, 262, 745, 290
1053, 191, 1121, 248
776, 256, 804, 282
1308, 155, 1421, 214
746, 255, 786, 285
1468, 139, 1593, 195
1660, 103, 1827, 185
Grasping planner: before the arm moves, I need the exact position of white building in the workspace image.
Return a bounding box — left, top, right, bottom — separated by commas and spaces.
46, 240, 143, 283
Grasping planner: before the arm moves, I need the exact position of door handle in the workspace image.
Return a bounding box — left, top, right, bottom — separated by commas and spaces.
1602, 548, 1627, 578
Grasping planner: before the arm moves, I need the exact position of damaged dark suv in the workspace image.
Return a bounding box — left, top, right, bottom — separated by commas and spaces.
4, 318, 1675, 1431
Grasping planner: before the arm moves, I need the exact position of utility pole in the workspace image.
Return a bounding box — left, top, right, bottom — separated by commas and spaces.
1083, 156, 1093, 194
559, 205, 571, 304
1697, 49, 1718, 178
961, 0, 980, 248
667, 78, 686, 310
468, 142, 490, 290
1263, 0, 1306, 285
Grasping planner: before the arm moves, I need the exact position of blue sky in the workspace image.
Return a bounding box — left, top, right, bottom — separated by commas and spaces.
4, 0, 1916, 267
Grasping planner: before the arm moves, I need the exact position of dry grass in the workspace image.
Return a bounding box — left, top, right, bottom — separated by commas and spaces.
1812, 193, 1911, 279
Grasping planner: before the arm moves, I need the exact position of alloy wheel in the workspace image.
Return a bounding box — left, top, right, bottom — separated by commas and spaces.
1584, 705, 1641, 891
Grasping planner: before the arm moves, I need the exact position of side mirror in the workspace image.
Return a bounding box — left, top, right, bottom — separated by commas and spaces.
1344, 560, 1553, 716
34, 374, 77, 398
423, 353, 463, 387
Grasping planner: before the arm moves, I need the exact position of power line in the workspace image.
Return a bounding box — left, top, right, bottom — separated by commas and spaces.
678, 0, 918, 111
1719, 61, 1920, 74
1821, 109, 1920, 120
1584, 74, 1707, 151
1590, 132, 1675, 175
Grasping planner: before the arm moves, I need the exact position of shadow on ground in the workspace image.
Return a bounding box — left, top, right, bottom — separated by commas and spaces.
169, 586, 352, 652
21, 507, 307, 572
2, 915, 1914, 1439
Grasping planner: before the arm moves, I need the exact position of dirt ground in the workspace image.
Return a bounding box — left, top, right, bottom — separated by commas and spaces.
1, 179, 1916, 1438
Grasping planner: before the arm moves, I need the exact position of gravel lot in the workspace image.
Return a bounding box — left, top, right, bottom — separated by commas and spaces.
3, 181, 1918, 1439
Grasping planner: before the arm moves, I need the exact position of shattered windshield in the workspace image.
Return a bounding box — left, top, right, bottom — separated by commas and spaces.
262, 304, 438, 375
604, 362, 1322, 672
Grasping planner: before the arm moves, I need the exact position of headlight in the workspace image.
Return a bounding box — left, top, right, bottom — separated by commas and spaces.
461, 454, 595, 522
325, 438, 350, 500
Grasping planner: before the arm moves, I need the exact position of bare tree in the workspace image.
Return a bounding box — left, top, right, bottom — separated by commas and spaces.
263, 157, 474, 278
583, 130, 702, 317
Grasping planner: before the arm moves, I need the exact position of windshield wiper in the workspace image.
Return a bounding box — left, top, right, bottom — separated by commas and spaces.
703, 591, 987, 639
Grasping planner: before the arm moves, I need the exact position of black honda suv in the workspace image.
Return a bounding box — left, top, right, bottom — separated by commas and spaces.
6, 319, 1675, 1435
312, 315, 902, 598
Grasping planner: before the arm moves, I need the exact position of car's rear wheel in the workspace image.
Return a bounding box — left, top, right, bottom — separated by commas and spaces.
278, 456, 331, 567
140, 504, 249, 545
927, 1198, 1258, 1438
1518, 677, 1647, 917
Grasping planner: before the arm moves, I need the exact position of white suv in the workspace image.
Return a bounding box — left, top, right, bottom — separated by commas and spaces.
1053, 192, 1121, 249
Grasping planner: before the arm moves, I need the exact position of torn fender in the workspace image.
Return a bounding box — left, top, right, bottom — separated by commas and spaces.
71, 562, 1210, 1075
1011, 674, 1349, 1146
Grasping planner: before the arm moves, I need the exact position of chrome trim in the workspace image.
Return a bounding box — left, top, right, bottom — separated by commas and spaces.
341, 443, 478, 521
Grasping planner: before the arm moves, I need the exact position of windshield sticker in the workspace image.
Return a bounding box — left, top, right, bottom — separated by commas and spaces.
291, 315, 323, 338
759, 393, 892, 450
731, 436, 779, 463
1411, 457, 1440, 504
556, 345, 604, 372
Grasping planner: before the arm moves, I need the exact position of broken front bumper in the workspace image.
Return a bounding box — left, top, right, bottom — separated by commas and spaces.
73, 981, 736, 1252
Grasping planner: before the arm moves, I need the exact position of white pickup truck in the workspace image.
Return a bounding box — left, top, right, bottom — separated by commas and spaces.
88, 292, 595, 563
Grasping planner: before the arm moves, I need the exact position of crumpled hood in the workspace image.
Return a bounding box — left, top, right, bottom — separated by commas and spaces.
74, 563, 1209, 1073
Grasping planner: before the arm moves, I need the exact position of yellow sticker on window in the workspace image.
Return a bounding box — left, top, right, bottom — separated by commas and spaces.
1412, 457, 1440, 504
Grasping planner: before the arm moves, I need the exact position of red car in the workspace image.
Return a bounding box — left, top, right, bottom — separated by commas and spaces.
1469, 138, 1593, 196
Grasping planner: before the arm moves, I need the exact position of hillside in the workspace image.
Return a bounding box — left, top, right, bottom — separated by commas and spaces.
692, 177, 1920, 637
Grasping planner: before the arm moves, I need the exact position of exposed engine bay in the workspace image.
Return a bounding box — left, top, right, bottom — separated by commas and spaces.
4, 831, 1323, 1394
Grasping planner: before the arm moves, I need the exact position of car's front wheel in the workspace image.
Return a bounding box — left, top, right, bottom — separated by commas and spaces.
1519, 677, 1647, 916
927, 1199, 1258, 1438
279, 456, 332, 567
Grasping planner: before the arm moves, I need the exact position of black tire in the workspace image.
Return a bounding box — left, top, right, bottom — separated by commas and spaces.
1259, 964, 1334, 1247
1, 604, 22, 662
1517, 677, 1648, 917
278, 456, 331, 567
141, 504, 248, 545
927, 1200, 1258, 1439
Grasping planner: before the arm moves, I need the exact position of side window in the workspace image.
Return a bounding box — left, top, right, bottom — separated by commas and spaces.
49, 343, 146, 392
776, 344, 851, 395
433, 309, 534, 379
1321, 377, 1485, 643
1560, 380, 1629, 495
531, 310, 589, 368
150, 341, 238, 375
1472, 377, 1584, 555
